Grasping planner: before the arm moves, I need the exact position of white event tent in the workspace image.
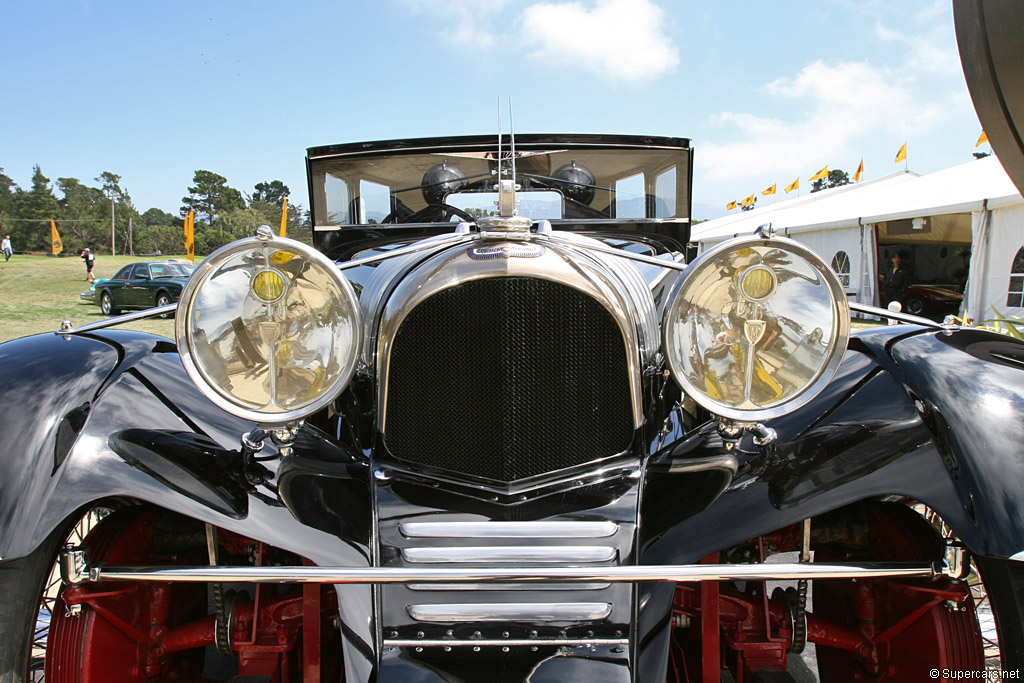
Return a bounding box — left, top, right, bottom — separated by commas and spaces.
691, 156, 1024, 321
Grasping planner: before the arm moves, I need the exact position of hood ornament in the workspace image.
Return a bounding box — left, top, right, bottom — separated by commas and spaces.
478, 96, 532, 234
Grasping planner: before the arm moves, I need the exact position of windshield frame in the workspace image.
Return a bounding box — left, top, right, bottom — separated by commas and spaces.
307, 134, 692, 252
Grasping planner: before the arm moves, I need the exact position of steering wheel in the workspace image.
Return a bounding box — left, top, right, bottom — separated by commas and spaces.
391, 203, 474, 224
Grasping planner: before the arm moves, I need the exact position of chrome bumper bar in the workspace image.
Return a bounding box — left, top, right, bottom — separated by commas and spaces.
60, 545, 965, 586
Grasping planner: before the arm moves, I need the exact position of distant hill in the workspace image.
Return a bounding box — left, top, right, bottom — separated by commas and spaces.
693, 202, 728, 222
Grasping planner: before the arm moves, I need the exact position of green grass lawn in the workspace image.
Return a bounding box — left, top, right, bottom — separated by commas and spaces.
0, 254, 182, 343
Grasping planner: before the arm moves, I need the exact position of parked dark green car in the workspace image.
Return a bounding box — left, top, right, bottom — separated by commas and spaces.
81, 260, 196, 316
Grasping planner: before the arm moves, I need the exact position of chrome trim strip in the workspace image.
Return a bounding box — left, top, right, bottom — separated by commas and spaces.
56, 304, 177, 336
63, 559, 945, 585
402, 546, 616, 564
400, 521, 618, 538
541, 232, 690, 272
384, 638, 629, 648
407, 582, 611, 591
336, 229, 474, 271
849, 301, 944, 328
407, 602, 611, 622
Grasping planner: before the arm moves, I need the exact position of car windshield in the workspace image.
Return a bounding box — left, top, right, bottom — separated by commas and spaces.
150, 263, 195, 278
309, 142, 690, 227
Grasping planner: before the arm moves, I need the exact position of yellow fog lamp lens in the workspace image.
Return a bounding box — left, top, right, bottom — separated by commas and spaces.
738, 265, 777, 301
175, 234, 362, 424
662, 236, 850, 421
252, 269, 286, 303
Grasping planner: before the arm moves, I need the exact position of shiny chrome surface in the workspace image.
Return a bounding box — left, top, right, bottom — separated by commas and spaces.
663, 235, 850, 422
407, 602, 612, 622
402, 546, 617, 564
176, 233, 362, 424
400, 521, 618, 538
57, 303, 178, 335
376, 234, 655, 432
383, 638, 629, 648
61, 554, 947, 585
849, 301, 945, 328
406, 582, 612, 591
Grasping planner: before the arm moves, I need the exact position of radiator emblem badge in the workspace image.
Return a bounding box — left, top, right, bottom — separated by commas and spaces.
468, 244, 546, 260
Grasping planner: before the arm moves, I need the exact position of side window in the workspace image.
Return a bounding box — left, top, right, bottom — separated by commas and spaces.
130, 264, 149, 279
614, 173, 645, 219
830, 251, 851, 288
114, 266, 133, 280
654, 167, 676, 218
359, 180, 391, 224
325, 174, 351, 224
1008, 247, 1024, 307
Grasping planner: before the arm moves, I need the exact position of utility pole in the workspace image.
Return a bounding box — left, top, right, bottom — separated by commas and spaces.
110, 192, 116, 255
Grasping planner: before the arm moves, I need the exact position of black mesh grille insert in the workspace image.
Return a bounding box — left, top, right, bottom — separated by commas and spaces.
384, 277, 635, 483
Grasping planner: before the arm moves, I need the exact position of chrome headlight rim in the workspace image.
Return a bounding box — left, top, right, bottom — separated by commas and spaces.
663, 235, 850, 422
175, 234, 362, 425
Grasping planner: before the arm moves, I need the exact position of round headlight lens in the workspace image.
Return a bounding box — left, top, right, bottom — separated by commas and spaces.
176, 234, 361, 424
663, 236, 849, 421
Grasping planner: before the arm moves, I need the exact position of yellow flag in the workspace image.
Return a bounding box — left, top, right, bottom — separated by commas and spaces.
784, 178, 799, 194
808, 166, 829, 182
854, 158, 864, 182
279, 198, 288, 237
50, 219, 63, 255
726, 200, 738, 210
894, 143, 907, 164
975, 131, 988, 148
740, 193, 756, 207
762, 184, 776, 196
184, 210, 195, 263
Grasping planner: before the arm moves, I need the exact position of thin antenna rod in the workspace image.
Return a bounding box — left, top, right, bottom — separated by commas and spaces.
509, 96, 516, 181
496, 94, 503, 180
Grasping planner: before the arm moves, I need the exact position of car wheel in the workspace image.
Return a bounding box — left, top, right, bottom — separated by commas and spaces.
1, 507, 208, 682
99, 291, 120, 316
156, 292, 172, 318
903, 295, 927, 316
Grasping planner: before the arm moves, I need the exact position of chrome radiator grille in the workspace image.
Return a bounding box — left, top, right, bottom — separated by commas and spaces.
383, 277, 634, 483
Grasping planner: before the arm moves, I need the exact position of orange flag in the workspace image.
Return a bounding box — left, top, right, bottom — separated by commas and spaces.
784, 178, 799, 194
726, 200, 738, 210
762, 184, 776, 196
975, 131, 988, 148
808, 166, 829, 182
740, 193, 756, 207
50, 219, 63, 255
184, 210, 195, 263
854, 158, 864, 182
894, 143, 907, 164
279, 197, 288, 237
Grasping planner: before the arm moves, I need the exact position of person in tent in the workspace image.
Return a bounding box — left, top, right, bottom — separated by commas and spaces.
882, 252, 909, 306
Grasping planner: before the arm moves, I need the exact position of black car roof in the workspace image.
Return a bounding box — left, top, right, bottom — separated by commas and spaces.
307, 133, 691, 160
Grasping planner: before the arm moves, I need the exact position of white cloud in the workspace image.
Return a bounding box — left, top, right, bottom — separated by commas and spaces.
518, 0, 679, 82
700, 60, 944, 181
399, 0, 513, 48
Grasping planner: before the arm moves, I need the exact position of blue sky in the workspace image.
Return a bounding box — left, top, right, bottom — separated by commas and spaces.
0, 0, 985, 221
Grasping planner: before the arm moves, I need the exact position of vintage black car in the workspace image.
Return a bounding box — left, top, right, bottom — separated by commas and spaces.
1, 132, 1023, 683
81, 259, 196, 315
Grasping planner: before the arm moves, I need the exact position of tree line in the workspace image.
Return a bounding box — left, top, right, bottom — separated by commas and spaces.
0, 165, 312, 257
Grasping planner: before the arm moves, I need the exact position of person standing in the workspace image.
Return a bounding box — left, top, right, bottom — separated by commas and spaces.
1, 235, 11, 261
882, 253, 909, 306
81, 248, 96, 282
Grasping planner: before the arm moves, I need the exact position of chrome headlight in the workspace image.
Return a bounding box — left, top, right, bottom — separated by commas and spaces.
663, 236, 849, 421
175, 232, 361, 424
